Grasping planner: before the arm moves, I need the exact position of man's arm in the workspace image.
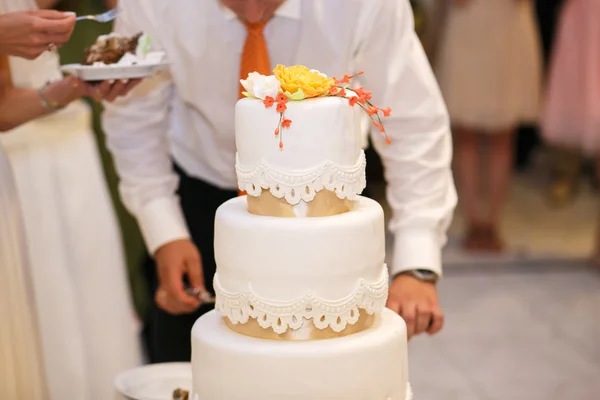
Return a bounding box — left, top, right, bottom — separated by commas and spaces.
354, 0, 457, 337
102, 4, 202, 314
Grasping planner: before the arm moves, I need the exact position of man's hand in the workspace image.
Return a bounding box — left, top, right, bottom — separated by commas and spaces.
0, 10, 75, 59
387, 274, 444, 340
154, 239, 204, 315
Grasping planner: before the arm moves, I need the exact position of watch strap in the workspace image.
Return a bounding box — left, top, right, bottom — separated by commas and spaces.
399, 269, 439, 283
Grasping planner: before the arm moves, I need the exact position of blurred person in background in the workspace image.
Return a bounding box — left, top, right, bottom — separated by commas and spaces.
541, 0, 600, 267
542, 0, 590, 207
0, 0, 143, 398
436, 0, 542, 252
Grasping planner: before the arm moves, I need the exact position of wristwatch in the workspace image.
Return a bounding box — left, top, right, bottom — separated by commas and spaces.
399, 269, 439, 283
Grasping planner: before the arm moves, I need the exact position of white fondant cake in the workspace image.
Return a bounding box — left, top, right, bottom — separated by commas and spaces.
191, 309, 410, 400
236, 96, 366, 204
191, 66, 410, 399
213, 196, 388, 333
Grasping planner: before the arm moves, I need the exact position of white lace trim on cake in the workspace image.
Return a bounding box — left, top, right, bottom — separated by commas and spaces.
236, 151, 367, 205
214, 265, 388, 334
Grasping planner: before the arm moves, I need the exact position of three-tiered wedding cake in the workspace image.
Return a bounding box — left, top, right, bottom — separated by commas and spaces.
191, 66, 412, 400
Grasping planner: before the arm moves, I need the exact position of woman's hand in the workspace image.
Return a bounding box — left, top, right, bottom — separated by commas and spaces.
43, 76, 142, 107
0, 10, 76, 59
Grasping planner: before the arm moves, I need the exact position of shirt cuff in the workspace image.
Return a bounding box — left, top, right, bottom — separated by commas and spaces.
390, 227, 443, 278
136, 197, 191, 255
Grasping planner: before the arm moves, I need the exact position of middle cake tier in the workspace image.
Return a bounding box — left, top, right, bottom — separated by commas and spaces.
214, 195, 388, 336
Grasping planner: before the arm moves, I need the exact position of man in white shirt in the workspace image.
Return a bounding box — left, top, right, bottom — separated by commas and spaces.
103, 0, 457, 362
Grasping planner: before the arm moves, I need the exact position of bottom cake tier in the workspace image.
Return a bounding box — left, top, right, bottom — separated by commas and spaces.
191, 308, 411, 400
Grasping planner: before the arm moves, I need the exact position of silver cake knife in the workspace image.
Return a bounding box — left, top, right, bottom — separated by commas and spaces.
185, 286, 216, 304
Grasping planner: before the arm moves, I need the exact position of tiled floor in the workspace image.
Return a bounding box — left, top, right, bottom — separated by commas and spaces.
408, 265, 600, 400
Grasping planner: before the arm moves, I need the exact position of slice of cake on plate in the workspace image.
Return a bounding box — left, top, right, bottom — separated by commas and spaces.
82, 32, 143, 65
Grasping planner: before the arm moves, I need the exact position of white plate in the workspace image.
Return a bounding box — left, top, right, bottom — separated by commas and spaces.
60, 61, 169, 81
115, 362, 192, 400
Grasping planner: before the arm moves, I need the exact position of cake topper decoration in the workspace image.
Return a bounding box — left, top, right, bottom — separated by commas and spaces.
241, 65, 392, 149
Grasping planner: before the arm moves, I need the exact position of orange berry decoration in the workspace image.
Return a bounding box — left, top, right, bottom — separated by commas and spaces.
276, 93, 288, 104
276, 102, 287, 113
263, 96, 274, 108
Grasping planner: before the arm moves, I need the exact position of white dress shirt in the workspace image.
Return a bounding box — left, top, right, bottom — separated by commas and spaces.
103, 0, 457, 277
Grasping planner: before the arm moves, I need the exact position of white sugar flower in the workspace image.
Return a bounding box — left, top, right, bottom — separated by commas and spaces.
240, 72, 263, 95
251, 75, 281, 100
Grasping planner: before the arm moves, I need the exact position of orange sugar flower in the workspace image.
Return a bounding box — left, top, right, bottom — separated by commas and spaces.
282, 119, 292, 128
381, 107, 392, 117
357, 96, 366, 105
367, 105, 378, 116
263, 96, 274, 108
373, 120, 380, 130
363, 90, 372, 100
385, 137, 392, 145
338, 87, 346, 97
329, 86, 339, 95
274, 127, 280, 136
276, 93, 288, 104
348, 96, 358, 107
353, 86, 365, 97
276, 102, 287, 113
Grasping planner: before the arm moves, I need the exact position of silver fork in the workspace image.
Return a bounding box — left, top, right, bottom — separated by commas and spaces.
75, 8, 118, 23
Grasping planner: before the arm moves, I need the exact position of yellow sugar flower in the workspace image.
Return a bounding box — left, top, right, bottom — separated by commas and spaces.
273, 64, 335, 99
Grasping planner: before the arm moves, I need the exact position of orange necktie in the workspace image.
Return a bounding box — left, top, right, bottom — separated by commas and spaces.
239, 22, 271, 98
238, 21, 271, 196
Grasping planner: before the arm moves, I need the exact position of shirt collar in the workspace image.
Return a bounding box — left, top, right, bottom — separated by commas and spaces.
220, 0, 301, 21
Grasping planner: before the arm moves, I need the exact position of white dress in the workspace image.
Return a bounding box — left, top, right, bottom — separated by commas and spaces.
0, 43, 143, 400
0, 147, 48, 399
435, 0, 543, 131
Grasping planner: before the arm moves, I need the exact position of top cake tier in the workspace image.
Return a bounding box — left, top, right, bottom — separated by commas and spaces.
235, 96, 365, 205
235, 65, 393, 207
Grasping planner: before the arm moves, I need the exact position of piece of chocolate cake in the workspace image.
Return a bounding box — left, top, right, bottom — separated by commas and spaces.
172, 388, 189, 400
82, 32, 142, 65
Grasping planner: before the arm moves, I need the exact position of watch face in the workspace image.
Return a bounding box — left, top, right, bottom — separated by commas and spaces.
414, 270, 438, 282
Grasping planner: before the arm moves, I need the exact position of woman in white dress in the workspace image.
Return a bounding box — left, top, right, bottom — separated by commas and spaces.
0, 119, 48, 398
436, 0, 542, 252
0, 11, 75, 398
0, 2, 143, 398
